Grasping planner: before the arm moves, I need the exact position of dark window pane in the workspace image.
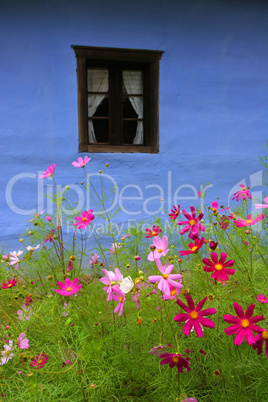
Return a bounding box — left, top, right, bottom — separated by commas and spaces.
88, 95, 109, 117
122, 96, 143, 118
123, 120, 143, 144
88, 119, 109, 143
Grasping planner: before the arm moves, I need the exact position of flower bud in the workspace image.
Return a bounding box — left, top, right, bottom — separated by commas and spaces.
209, 241, 218, 250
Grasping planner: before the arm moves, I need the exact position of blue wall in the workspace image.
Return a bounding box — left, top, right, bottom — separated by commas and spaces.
1, 0, 268, 250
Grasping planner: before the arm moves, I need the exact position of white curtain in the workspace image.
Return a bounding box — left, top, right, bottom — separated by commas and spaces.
87, 68, 108, 143
123, 70, 143, 144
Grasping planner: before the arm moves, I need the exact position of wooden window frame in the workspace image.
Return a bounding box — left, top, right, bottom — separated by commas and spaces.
71, 45, 163, 153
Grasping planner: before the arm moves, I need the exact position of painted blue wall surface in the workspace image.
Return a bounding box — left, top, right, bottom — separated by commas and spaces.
1, 0, 268, 251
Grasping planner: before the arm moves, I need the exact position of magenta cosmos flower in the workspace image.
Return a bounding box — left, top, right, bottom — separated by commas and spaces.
255, 196, 268, 209
253, 328, 268, 357
211, 201, 230, 214
174, 295, 217, 337
145, 225, 162, 238
202, 252, 235, 282
54, 278, 82, 296
72, 156, 91, 168
169, 204, 180, 220
223, 303, 264, 345
232, 184, 252, 202
147, 235, 169, 261
257, 294, 268, 304
99, 268, 123, 300
148, 258, 183, 297
179, 237, 206, 256
234, 214, 264, 227
150, 343, 173, 356
73, 209, 94, 229
177, 207, 205, 240
30, 353, 49, 370
39, 164, 55, 179
1, 279, 16, 289
159, 353, 191, 373
17, 333, 29, 350
110, 285, 126, 317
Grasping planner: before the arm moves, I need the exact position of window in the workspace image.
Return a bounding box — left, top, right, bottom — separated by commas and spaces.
72, 46, 163, 153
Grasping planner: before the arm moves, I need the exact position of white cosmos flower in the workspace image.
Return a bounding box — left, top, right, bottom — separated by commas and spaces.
119, 276, 134, 294
0, 341, 14, 365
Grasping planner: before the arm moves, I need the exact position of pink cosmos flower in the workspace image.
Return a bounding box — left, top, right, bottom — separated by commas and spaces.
159, 353, 191, 373
148, 258, 183, 297
177, 207, 205, 240
161, 284, 181, 300
150, 343, 173, 356
179, 237, 206, 256
169, 205, 180, 220
234, 214, 264, 227
46, 216, 52, 222
109, 242, 121, 254
255, 196, 268, 209
54, 278, 82, 296
252, 328, 268, 357
73, 209, 94, 229
147, 235, 169, 261
17, 304, 32, 321
197, 191, 202, 197
29, 210, 45, 222
30, 353, 49, 370
257, 295, 268, 304
99, 268, 123, 301
211, 201, 230, 214
202, 252, 235, 282
0, 341, 14, 365
145, 225, 162, 238
219, 215, 229, 230
121, 233, 131, 241
232, 184, 252, 202
182, 398, 198, 402
9, 250, 23, 265
17, 333, 29, 350
72, 156, 91, 168
110, 285, 126, 317
223, 303, 264, 345
89, 254, 99, 266
39, 164, 55, 179
174, 295, 217, 337
67, 260, 73, 272
1, 254, 10, 263
44, 229, 55, 243
2, 279, 16, 289
26, 244, 40, 252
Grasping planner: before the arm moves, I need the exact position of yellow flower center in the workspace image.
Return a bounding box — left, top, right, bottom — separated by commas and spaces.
175, 211, 179, 216
162, 273, 169, 279
189, 219, 195, 226
212, 208, 217, 213
151, 231, 156, 235
215, 264, 223, 271
6, 350, 10, 356
190, 311, 198, 319
7, 284, 12, 288
158, 248, 163, 253
135, 279, 141, 285
171, 289, 177, 296
242, 187, 246, 191
119, 296, 123, 303
241, 319, 250, 328
191, 246, 198, 252
246, 219, 252, 224
262, 330, 268, 340
172, 355, 180, 364
38, 359, 43, 365
82, 217, 87, 222
66, 287, 72, 292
